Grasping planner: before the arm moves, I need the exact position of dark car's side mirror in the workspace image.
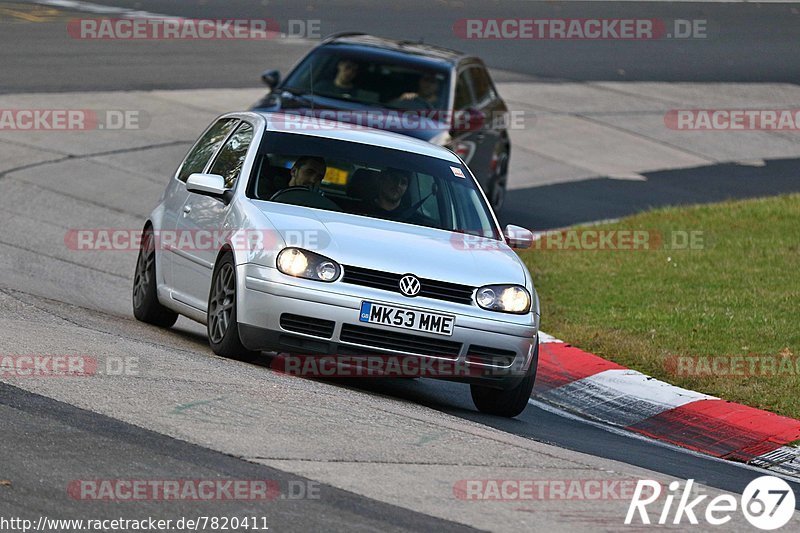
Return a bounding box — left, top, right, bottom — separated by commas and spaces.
451, 107, 486, 133
261, 69, 281, 88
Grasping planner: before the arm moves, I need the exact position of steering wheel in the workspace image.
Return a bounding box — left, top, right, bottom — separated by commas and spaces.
269, 186, 314, 202
268, 186, 343, 212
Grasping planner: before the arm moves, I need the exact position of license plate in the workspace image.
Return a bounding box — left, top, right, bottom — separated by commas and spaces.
359, 301, 454, 336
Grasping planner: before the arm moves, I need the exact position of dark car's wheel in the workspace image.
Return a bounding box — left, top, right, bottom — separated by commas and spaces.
207, 253, 258, 361
132, 227, 178, 328
488, 150, 509, 212
470, 336, 538, 418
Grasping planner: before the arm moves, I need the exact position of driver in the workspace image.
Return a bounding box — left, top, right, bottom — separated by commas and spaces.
390, 73, 442, 110
288, 156, 327, 188
261, 156, 326, 201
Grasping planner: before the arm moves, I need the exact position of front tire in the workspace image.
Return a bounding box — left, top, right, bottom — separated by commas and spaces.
207, 253, 258, 361
470, 336, 538, 418
132, 227, 178, 328
488, 150, 509, 212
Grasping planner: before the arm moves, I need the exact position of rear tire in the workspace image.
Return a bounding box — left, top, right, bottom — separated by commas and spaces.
470, 337, 538, 418
132, 227, 178, 328
207, 253, 259, 361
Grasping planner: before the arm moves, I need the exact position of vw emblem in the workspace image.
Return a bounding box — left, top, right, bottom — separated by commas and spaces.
398, 274, 421, 297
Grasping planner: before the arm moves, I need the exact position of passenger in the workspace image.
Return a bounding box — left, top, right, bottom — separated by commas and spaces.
369, 168, 412, 219
317, 59, 360, 98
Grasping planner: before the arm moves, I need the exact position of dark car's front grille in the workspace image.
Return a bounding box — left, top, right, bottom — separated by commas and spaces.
467, 345, 516, 367
339, 324, 461, 359
280, 314, 335, 339
341, 265, 475, 305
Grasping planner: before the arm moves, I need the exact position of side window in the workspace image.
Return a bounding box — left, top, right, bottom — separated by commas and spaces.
178, 118, 238, 182
454, 71, 474, 110
208, 122, 255, 189
467, 66, 495, 106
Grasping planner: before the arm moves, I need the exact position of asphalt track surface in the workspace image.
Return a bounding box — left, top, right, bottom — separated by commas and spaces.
3, 0, 800, 92
3, 0, 800, 232
2, 0, 800, 530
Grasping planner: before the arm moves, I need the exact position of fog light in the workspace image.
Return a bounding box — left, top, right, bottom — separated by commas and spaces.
316, 261, 337, 281
477, 287, 497, 308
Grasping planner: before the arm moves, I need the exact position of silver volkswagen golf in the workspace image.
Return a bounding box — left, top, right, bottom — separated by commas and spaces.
133, 111, 540, 417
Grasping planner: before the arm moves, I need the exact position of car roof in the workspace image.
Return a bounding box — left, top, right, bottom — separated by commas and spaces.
321, 33, 470, 65
251, 111, 462, 163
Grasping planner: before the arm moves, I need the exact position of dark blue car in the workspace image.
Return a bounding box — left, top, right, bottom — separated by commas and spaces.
252, 33, 511, 211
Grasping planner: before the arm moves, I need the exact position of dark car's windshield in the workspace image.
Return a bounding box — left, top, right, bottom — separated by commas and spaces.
246, 132, 499, 239
281, 47, 451, 111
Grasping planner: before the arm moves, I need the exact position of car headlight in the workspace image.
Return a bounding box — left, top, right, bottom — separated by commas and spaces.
276, 248, 340, 282
475, 284, 531, 314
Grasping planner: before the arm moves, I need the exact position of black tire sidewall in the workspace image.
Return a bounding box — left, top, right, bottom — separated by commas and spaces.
132, 228, 178, 327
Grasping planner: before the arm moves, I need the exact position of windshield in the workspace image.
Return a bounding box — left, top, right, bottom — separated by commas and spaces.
246, 132, 499, 239
281, 47, 451, 111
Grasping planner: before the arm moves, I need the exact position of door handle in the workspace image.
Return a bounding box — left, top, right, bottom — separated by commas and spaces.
183, 205, 192, 214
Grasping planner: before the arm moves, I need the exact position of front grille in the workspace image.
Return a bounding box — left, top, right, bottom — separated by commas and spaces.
339, 324, 461, 359
467, 345, 516, 367
280, 314, 335, 339
342, 265, 474, 305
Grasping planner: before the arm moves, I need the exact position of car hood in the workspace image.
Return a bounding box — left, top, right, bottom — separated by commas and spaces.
255, 202, 526, 287
252, 92, 444, 142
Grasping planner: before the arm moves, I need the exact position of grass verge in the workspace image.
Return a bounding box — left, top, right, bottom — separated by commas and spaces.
518, 193, 800, 419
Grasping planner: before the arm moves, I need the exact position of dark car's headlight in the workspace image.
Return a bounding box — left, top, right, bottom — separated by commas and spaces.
276, 248, 340, 282
475, 284, 531, 314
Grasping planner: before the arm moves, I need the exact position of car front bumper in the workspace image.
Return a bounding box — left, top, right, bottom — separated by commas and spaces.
237, 264, 539, 387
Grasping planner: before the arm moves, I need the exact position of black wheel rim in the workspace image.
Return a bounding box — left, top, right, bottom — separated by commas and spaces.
208, 262, 235, 344
132, 232, 153, 309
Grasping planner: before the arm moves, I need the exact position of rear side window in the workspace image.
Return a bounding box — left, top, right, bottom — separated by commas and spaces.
454, 71, 473, 110
177, 118, 238, 182
467, 66, 496, 105
209, 122, 255, 189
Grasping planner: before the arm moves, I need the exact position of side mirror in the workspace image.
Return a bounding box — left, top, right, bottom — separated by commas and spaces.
186, 173, 227, 198
504, 224, 534, 249
261, 69, 280, 88
451, 107, 486, 133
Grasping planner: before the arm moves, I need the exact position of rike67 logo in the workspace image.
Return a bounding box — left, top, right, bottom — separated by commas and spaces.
626, 476, 795, 530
